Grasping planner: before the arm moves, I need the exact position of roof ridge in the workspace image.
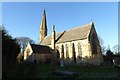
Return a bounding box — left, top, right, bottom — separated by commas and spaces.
41, 22, 93, 45
66, 22, 92, 32
43, 22, 92, 39
55, 30, 66, 43
30, 43, 44, 46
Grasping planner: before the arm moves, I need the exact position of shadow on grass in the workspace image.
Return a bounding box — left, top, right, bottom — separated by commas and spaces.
2, 63, 120, 80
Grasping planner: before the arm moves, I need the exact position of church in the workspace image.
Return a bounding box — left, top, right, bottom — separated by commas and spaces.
23, 9, 103, 65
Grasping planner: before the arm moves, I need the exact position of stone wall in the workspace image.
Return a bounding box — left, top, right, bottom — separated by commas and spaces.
47, 37, 103, 65
23, 43, 33, 60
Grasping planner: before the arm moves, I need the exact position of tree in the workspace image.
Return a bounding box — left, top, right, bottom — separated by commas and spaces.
17, 52, 24, 63
2, 27, 20, 64
15, 37, 35, 52
113, 44, 120, 55
106, 49, 114, 64
98, 35, 106, 54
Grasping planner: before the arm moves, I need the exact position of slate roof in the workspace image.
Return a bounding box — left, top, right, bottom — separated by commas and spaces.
30, 44, 51, 54
41, 22, 93, 45
41, 32, 63, 45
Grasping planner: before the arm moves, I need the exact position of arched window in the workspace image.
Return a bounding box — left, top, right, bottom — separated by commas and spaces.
61, 44, 64, 60
66, 44, 69, 59
72, 43, 76, 63
78, 42, 82, 59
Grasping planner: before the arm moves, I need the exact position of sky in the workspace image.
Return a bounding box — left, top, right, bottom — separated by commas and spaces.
2, 2, 118, 51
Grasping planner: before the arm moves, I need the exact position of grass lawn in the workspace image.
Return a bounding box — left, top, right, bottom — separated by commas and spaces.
2, 63, 120, 80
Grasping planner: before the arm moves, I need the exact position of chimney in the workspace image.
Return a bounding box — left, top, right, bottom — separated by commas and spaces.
51, 25, 55, 50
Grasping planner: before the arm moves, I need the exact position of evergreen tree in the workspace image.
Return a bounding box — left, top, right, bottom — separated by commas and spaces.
106, 49, 113, 64
2, 27, 20, 64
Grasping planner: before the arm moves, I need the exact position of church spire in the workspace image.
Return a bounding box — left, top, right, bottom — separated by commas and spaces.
40, 8, 47, 43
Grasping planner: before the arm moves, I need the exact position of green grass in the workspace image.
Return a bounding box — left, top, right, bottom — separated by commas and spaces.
2, 63, 120, 79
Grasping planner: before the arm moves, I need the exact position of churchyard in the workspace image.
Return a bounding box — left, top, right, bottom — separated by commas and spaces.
2, 63, 120, 80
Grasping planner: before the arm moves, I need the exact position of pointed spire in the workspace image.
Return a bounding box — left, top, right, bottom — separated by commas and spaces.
43, 7, 46, 15
40, 8, 47, 30
40, 8, 47, 43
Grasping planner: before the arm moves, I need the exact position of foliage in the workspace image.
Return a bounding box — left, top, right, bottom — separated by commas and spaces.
17, 52, 24, 63
98, 35, 106, 54
112, 44, 120, 55
2, 27, 20, 64
105, 49, 114, 64
15, 37, 35, 52
2, 64, 119, 79
115, 52, 120, 56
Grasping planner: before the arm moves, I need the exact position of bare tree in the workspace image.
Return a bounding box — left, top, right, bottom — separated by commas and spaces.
15, 37, 35, 52
112, 44, 120, 54
98, 35, 106, 54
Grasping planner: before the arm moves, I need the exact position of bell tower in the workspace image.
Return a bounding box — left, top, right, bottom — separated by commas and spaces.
40, 9, 47, 43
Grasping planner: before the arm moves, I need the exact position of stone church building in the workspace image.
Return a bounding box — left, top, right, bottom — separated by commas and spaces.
23, 9, 103, 65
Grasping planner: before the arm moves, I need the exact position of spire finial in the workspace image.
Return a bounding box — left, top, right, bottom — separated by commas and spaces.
90, 19, 94, 23
43, 7, 46, 15
90, 19, 94, 26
